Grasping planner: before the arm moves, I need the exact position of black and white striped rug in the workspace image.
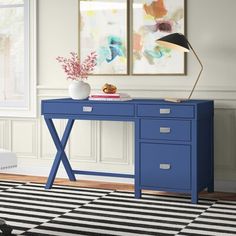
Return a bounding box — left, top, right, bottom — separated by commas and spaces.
0, 180, 236, 236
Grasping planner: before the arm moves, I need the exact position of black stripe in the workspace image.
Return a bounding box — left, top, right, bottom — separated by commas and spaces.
90, 201, 202, 214
5, 189, 98, 201
0, 209, 53, 219
22, 233, 56, 236
5, 225, 30, 233
36, 221, 175, 236
216, 201, 236, 206
192, 220, 236, 228
102, 196, 209, 210
1, 216, 42, 225
176, 232, 210, 236
29, 183, 112, 194
16, 186, 107, 197
211, 205, 236, 210
199, 214, 236, 222
185, 225, 236, 234
0, 197, 83, 209
0, 187, 10, 190
68, 209, 189, 225
1, 191, 96, 203
110, 192, 215, 206
0, 204, 64, 215
206, 209, 236, 216
24, 228, 118, 236
81, 205, 194, 220
59, 214, 185, 230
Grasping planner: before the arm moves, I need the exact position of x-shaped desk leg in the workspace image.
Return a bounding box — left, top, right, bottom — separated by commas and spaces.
45, 118, 76, 189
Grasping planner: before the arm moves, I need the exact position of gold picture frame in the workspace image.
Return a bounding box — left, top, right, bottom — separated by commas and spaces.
78, 0, 129, 75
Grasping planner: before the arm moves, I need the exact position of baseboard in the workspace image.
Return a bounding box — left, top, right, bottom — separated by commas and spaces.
3, 162, 134, 184
214, 180, 236, 193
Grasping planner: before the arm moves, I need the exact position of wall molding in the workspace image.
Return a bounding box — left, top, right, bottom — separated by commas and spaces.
0, 120, 9, 149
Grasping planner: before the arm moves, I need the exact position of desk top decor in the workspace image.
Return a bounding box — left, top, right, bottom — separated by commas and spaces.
56, 52, 97, 100
156, 33, 203, 103
102, 83, 117, 94
89, 92, 132, 101
89, 83, 132, 101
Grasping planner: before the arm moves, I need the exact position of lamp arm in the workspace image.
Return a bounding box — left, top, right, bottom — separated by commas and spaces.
186, 41, 204, 100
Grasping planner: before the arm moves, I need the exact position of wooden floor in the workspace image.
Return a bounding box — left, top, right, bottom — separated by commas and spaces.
0, 173, 236, 201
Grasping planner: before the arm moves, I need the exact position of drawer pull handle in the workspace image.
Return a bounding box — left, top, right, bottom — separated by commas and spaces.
160, 108, 171, 114
160, 164, 171, 170
83, 106, 93, 112
160, 127, 171, 133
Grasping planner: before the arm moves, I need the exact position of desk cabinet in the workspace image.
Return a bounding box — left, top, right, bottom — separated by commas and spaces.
140, 143, 191, 190
42, 98, 214, 203
135, 101, 214, 203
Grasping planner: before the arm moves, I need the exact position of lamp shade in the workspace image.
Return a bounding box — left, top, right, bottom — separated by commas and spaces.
155, 33, 203, 102
156, 33, 190, 52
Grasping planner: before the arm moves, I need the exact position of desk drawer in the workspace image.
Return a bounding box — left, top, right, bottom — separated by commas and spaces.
141, 143, 191, 190
137, 104, 194, 118
43, 102, 135, 117
141, 119, 191, 141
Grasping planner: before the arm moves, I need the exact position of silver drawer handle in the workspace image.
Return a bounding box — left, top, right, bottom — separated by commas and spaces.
160, 108, 171, 114
160, 164, 171, 170
83, 106, 93, 112
160, 127, 171, 133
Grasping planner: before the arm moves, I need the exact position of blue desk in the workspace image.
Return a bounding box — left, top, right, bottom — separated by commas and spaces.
41, 98, 214, 203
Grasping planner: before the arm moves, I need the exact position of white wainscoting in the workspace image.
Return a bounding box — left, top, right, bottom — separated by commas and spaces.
1, 88, 236, 192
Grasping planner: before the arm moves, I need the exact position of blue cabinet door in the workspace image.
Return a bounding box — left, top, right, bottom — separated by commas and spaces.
140, 143, 191, 190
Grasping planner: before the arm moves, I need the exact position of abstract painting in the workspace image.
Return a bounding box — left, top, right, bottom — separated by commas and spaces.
132, 0, 186, 75
79, 0, 128, 75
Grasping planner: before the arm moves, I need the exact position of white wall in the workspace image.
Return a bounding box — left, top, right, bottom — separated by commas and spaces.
1, 0, 236, 192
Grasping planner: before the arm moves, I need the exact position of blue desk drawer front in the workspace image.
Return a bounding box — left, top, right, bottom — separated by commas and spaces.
141, 119, 191, 141
43, 102, 135, 116
140, 143, 191, 190
137, 104, 194, 118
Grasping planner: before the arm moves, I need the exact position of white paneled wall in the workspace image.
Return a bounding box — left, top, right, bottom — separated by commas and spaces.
11, 121, 38, 159
70, 120, 96, 162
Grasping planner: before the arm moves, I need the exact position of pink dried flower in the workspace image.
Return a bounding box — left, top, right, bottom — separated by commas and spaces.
56, 52, 97, 81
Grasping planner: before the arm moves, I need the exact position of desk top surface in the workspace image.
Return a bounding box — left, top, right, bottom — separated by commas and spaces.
42, 98, 213, 105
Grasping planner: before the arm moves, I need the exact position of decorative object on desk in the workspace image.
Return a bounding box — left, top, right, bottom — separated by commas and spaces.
68, 80, 91, 100
102, 83, 117, 94
156, 33, 203, 102
89, 92, 132, 101
56, 52, 97, 99
132, 0, 186, 75
79, 0, 128, 75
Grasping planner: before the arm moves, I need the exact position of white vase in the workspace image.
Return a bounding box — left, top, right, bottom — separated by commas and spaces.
68, 80, 91, 100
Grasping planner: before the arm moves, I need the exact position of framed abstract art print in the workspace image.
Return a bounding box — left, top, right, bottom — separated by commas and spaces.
79, 0, 129, 75
131, 0, 186, 75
